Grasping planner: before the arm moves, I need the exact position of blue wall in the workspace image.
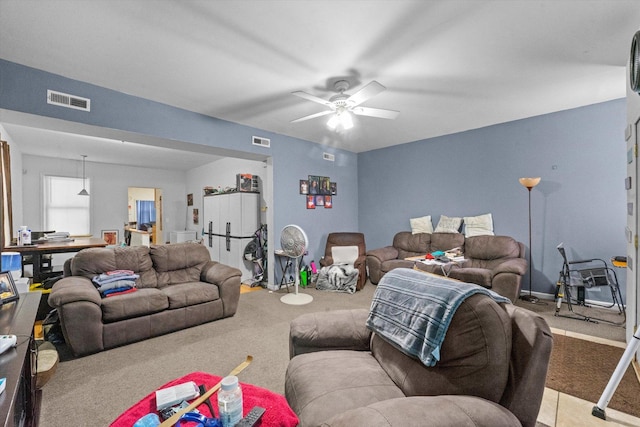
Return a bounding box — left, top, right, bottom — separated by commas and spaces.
1, 59, 628, 300
358, 100, 627, 300
0, 59, 359, 265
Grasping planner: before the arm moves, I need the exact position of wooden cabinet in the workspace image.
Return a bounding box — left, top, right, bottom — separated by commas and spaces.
0, 292, 41, 426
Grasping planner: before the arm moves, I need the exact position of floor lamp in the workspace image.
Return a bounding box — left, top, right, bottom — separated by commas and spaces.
519, 177, 541, 303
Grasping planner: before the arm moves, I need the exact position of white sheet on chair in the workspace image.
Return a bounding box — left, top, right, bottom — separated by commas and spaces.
331, 246, 359, 265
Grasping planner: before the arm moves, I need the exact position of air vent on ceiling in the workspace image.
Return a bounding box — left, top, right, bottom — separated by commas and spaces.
323, 152, 335, 162
47, 90, 91, 112
252, 136, 270, 148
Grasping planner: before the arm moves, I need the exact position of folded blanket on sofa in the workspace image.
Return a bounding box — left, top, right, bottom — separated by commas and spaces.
366, 268, 510, 367
96, 280, 137, 293
92, 271, 139, 286
315, 265, 359, 294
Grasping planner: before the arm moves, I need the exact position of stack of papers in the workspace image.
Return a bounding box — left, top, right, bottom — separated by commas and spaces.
44, 232, 73, 242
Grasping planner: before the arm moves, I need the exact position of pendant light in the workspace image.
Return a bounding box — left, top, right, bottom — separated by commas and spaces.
78, 155, 89, 196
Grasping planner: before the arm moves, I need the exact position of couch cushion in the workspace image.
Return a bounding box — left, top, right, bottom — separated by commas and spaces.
410, 215, 433, 234
71, 246, 158, 288
464, 236, 521, 261
448, 268, 493, 288
150, 243, 211, 286
463, 213, 494, 237
101, 288, 168, 322
381, 259, 417, 275
430, 232, 465, 253
322, 395, 520, 427
392, 232, 431, 259
161, 282, 220, 309
372, 294, 511, 404
285, 350, 405, 427
434, 215, 463, 233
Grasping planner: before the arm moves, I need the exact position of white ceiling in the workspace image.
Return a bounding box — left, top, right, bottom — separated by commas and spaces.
1, 0, 639, 165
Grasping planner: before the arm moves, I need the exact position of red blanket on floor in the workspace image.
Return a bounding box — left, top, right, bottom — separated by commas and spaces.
110, 371, 298, 427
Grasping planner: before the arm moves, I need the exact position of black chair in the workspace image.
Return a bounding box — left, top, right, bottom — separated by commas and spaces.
555, 243, 625, 324
21, 231, 55, 277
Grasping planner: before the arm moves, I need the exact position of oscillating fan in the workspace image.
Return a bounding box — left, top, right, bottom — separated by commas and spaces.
279, 225, 313, 305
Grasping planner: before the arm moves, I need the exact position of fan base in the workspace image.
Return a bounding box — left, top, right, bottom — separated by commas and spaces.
280, 293, 313, 305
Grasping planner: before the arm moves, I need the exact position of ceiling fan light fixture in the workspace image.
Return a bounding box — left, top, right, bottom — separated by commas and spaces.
327, 110, 353, 131
327, 114, 339, 130
340, 111, 353, 130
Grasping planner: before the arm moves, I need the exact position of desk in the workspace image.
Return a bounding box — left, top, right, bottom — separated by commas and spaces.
0, 292, 41, 427
5, 238, 108, 283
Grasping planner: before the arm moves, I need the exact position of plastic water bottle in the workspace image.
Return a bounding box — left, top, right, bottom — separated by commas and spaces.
218, 375, 243, 427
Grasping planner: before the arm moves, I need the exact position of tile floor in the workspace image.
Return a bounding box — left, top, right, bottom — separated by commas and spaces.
538, 327, 640, 427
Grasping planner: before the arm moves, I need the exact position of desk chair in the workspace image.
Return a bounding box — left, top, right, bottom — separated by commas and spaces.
555, 244, 625, 324
21, 230, 55, 277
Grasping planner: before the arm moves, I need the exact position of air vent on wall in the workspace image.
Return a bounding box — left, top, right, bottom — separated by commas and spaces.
47, 90, 91, 112
252, 136, 270, 148
323, 152, 335, 162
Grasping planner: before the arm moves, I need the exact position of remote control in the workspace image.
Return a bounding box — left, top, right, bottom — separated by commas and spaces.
235, 406, 265, 427
0, 335, 17, 355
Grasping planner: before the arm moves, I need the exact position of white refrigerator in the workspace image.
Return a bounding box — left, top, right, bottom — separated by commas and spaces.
202, 192, 260, 282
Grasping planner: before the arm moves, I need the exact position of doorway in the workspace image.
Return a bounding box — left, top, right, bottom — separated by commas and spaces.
128, 187, 163, 244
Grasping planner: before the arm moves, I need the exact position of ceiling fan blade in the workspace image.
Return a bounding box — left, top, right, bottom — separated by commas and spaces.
292, 91, 334, 107
347, 81, 386, 107
352, 106, 399, 120
291, 110, 334, 123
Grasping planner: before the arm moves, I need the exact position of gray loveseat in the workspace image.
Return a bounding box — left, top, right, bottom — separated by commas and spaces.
366, 232, 527, 302
285, 285, 553, 426
49, 242, 241, 356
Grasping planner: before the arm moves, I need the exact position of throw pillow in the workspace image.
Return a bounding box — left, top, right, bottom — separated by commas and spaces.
434, 215, 463, 233
410, 215, 433, 234
463, 213, 495, 237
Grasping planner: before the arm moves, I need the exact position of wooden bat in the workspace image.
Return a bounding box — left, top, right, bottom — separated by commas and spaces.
159, 355, 254, 426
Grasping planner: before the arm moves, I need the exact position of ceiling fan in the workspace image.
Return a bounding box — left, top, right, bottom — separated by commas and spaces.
291, 80, 399, 130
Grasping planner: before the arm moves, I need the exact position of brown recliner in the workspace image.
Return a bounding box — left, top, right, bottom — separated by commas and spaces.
285, 279, 553, 427
319, 232, 367, 290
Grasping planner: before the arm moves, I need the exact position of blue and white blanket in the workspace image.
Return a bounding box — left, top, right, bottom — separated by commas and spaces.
366, 268, 510, 367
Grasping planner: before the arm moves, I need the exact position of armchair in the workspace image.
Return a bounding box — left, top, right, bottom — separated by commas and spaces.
319, 232, 367, 291
286, 278, 552, 426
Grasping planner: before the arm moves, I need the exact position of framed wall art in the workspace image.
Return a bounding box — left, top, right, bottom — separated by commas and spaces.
101, 230, 119, 245
306, 195, 316, 209
0, 271, 19, 304
300, 180, 309, 195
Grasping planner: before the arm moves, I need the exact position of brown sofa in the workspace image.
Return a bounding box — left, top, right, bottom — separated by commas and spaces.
49, 242, 241, 356
285, 283, 553, 426
366, 232, 527, 302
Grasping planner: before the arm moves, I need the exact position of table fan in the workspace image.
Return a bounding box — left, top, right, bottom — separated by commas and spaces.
279, 225, 313, 305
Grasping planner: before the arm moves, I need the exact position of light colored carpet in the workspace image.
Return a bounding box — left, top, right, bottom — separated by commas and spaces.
40, 285, 376, 426
39, 282, 628, 426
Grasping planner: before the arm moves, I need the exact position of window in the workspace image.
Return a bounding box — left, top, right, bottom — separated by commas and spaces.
43, 175, 90, 235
